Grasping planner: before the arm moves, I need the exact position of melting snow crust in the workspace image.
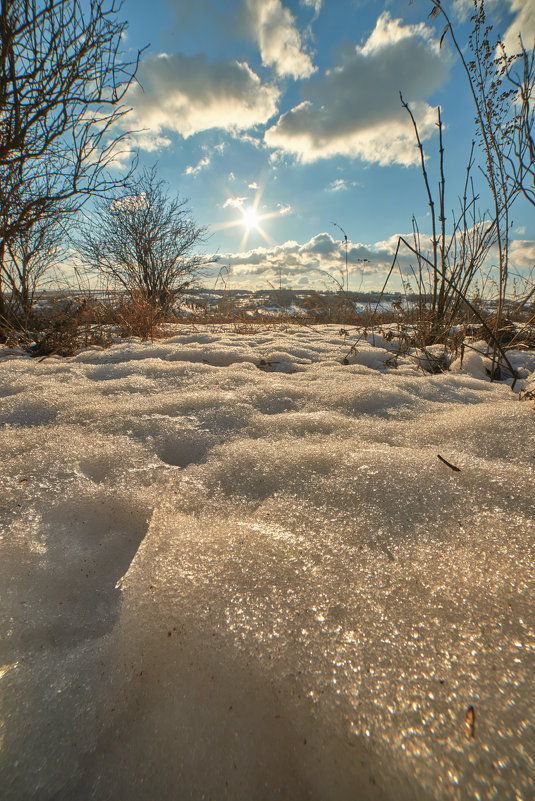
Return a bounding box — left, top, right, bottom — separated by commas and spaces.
0, 325, 534, 800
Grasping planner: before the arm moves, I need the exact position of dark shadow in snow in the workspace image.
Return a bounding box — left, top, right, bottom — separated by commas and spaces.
153, 436, 210, 467
1, 400, 58, 426
0, 491, 153, 801
3, 493, 151, 662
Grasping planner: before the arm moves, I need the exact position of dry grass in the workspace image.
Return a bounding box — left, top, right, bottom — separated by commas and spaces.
1, 288, 534, 373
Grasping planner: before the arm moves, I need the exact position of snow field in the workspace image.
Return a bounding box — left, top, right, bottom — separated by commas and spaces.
1, 325, 534, 800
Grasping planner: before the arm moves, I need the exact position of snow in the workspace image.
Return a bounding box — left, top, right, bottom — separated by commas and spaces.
1, 324, 534, 800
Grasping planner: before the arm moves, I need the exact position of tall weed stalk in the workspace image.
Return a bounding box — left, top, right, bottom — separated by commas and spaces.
429, 0, 522, 375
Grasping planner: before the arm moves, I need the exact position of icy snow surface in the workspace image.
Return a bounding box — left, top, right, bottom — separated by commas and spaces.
1, 325, 534, 800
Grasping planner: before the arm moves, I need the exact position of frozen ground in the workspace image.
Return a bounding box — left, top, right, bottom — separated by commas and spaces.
1, 325, 534, 800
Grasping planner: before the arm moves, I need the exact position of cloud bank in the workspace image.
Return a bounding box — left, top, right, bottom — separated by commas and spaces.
265, 12, 451, 165
218, 229, 535, 290
221, 232, 396, 287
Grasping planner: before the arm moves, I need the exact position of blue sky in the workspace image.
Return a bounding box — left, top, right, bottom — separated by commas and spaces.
113, 0, 534, 292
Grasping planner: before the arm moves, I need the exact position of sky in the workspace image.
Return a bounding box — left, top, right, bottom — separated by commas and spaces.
109, 0, 535, 292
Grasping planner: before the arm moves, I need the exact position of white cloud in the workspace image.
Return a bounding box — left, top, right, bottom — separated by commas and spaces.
234, 132, 266, 149
510, 239, 535, 267
185, 155, 211, 175
301, 232, 340, 256
448, 1, 533, 55
166, 0, 317, 79
361, 12, 431, 55
451, 0, 480, 21
328, 178, 348, 192
123, 133, 172, 152
244, 0, 316, 79
300, 0, 322, 16
105, 132, 172, 168
450, 0, 507, 21
248, 181, 259, 189
276, 202, 292, 215
264, 11, 451, 166
327, 178, 359, 192
223, 196, 247, 208
125, 52, 280, 147
502, 0, 535, 55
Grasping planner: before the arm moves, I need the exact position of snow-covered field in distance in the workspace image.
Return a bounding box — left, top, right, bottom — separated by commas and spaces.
1, 325, 534, 800
37, 286, 475, 318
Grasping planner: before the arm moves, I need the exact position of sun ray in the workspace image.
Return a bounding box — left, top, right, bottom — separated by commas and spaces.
238, 226, 249, 251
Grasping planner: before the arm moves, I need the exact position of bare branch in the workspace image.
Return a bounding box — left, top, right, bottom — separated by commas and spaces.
0, 0, 143, 315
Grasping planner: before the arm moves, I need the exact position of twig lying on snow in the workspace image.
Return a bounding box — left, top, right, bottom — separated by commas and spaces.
437, 454, 461, 472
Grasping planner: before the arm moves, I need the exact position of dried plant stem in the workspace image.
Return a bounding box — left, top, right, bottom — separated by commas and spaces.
397, 235, 518, 388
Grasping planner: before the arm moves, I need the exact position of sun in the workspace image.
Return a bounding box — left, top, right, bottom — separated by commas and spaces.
242, 206, 260, 231
213, 181, 283, 250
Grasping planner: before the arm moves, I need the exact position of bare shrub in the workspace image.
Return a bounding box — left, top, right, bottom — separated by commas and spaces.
77, 167, 214, 330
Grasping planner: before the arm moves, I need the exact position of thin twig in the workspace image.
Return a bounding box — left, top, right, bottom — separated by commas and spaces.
437, 454, 461, 472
